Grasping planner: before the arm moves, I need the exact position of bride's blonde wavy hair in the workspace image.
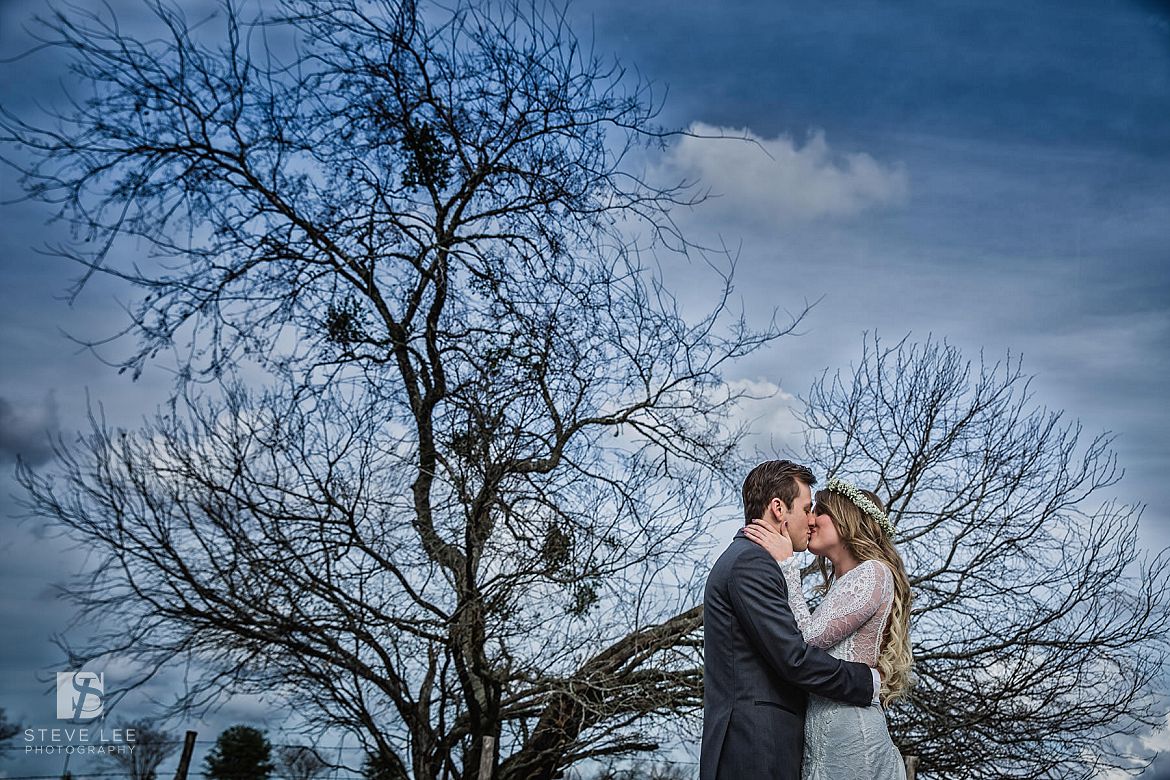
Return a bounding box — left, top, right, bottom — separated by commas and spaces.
812, 487, 913, 706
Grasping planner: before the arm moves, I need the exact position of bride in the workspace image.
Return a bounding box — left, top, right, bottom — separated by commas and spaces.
744, 478, 913, 780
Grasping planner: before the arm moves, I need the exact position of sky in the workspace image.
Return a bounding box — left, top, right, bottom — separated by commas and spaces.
2, 0, 1169, 778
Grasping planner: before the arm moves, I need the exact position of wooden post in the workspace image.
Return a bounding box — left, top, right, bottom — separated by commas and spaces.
173, 730, 198, 780
904, 754, 919, 780
478, 735, 496, 780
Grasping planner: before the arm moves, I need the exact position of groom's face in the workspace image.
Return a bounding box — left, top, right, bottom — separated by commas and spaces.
777, 480, 815, 552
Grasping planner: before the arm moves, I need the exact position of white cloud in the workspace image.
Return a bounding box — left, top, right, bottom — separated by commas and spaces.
1140, 710, 1170, 754
724, 378, 804, 454
1095, 710, 1170, 779
656, 122, 908, 225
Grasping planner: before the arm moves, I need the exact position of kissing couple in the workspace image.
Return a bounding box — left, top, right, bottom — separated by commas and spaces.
701, 460, 912, 780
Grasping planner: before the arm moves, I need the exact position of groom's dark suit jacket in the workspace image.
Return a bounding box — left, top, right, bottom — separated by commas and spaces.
701, 532, 874, 780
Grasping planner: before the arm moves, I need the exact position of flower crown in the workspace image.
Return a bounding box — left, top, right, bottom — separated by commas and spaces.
825, 477, 896, 538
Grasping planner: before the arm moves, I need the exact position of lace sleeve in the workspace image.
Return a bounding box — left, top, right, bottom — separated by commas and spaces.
779, 559, 890, 649
779, 557, 813, 635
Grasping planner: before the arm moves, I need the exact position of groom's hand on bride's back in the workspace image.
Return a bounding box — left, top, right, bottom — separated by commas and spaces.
744, 520, 793, 562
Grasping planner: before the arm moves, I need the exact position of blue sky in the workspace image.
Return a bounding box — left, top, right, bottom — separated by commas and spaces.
2, 0, 1169, 777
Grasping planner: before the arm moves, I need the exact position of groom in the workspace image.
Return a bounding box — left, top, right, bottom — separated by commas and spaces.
701, 460, 878, 780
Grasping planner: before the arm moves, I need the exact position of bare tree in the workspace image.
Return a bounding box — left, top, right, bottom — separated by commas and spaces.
3, 1, 783, 778
0, 707, 19, 746
568, 758, 693, 780
798, 335, 1170, 780
278, 744, 329, 780
102, 719, 177, 780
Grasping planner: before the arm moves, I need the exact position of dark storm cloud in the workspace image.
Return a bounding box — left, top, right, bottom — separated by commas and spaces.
569, 0, 1170, 153
0, 394, 58, 466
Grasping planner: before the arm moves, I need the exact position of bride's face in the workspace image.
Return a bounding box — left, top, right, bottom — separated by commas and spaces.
807, 509, 842, 557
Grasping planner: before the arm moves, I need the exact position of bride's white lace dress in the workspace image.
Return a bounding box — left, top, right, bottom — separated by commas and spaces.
779, 557, 906, 780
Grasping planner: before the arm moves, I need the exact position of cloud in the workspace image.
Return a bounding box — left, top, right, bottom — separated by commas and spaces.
1139, 712, 1170, 779
723, 378, 804, 455
656, 122, 908, 225
0, 394, 59, 466
1097, 710, 1170, 779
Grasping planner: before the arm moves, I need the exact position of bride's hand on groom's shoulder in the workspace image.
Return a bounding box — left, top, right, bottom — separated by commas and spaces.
744, 520, 793, 562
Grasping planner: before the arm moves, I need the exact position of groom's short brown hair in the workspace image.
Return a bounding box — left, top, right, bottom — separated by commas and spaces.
742, 460, 817, 522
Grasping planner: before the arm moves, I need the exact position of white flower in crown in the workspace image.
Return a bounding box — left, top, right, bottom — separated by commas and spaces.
825, 477, 897, 538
